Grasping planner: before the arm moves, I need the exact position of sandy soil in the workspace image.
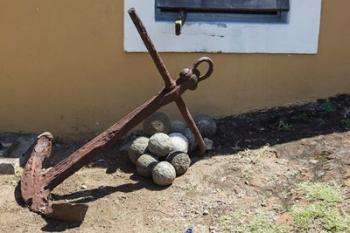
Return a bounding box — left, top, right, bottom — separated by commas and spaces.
0, 95, 349, 233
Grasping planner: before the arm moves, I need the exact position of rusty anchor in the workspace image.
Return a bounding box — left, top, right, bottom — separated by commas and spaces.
20, 8, 214, 222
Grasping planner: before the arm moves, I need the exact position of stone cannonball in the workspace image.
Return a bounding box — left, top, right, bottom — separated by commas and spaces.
148, 133, 174, 158
194, 114, 217, 138
171, 120, 187, 134
143, 112, 171, 136
166, 151, 191, 176
169, 133, 189, 153
183, 128, 197, 152
128, 137, 149, 164
136, 154, 158, 177
152, 161, 176, 186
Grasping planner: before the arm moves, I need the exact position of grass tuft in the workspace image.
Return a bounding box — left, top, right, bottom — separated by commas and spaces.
292, 204, 324, 229
219, 212, 286, 233
297, 182, 343, 204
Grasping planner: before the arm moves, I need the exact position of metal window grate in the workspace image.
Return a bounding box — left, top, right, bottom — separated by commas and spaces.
155, 0, 290, 24
156, 0, 289, 15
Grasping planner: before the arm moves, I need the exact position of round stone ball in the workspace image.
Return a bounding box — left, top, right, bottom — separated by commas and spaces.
167, 151, 191, 176
143, 112, 171, 136
183, 128, 197, 152
169, 133, 189, 153
171, 120, 187, 133
136, 154, 158, 177
148, 133, 174, 158
194, 114, 217, 138
152, 161, 176, 186
128, 137, 149, 164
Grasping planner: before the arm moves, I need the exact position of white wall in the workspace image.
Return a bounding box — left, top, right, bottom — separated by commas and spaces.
125, 0, 322, 54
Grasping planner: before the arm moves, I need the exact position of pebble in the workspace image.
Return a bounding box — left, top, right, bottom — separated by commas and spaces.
0, 158, 19, 175
204, 138, 214, 151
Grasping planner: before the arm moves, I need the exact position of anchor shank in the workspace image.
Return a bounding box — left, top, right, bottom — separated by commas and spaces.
128, 8, 176, 90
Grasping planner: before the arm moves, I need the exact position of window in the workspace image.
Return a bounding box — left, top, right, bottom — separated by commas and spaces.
124, 0, 322, 53
155, 0, 290, 24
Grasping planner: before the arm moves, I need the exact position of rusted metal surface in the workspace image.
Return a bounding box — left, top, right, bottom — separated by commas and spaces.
20, 8, 214, 221
21, 132, 53, 215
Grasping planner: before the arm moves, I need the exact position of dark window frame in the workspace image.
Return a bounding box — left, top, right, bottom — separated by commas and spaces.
155, 0, 290, 23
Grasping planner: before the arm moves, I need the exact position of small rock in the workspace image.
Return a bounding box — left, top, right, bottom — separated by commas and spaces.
80, 185, 88, 190
143, 112, 171, 136
0, 158, 19, 174
167, 151, 191, 176
209, 226, 218, 233
171, 120, 187, 133
148, 133, 174, 158
194, 114, 217, 138
309, 159, 319, 165
344, 179, 350, 187
204, 138, 214, 151
169, 133, 189, 153
128, 137, 149, 164
152, 161, 176, 186
203, 209, 209, 215
136, 154, 158, 177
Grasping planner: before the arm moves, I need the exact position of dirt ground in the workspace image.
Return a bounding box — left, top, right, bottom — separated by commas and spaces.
0, 95, 350, 233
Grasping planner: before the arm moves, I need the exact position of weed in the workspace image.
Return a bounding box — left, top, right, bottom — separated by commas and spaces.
249, 213, 287, 233
292, 204, 325, 229
322, 210, 350, 232
291, 182, 349, 232
321, 102, 337, 113
297, 182, 343, 204
219, 212, 286, 233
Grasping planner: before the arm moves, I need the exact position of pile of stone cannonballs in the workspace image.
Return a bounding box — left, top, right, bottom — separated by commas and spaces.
128, 112, 217, 186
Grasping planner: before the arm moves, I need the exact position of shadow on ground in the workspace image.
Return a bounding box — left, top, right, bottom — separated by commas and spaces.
17, 94, 350, 231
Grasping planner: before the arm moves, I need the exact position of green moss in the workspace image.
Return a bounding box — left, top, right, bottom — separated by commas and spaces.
297, 182, 343, 204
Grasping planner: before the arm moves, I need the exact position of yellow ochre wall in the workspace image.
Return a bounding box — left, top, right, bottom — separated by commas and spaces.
0, 1, 349, 139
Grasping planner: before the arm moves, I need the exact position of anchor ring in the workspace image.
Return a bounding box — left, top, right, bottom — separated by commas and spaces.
192, 57, 214, 82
